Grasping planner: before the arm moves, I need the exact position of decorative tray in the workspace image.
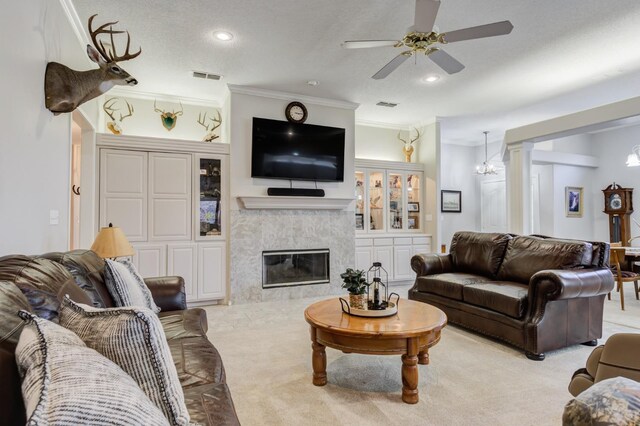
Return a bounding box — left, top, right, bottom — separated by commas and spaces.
339, 293, 400, 318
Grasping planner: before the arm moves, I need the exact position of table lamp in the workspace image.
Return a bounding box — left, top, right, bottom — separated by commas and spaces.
91, 223, 134, 259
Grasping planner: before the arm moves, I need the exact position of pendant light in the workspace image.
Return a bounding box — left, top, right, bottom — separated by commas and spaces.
626, 145, 640, 167
476, 131, 501, 175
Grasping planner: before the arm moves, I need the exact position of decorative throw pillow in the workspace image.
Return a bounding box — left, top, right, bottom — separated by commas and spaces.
104, 258, 160, 313
59, 297, 190, 426
15, 311, 169, 426
563, 377, 640, 426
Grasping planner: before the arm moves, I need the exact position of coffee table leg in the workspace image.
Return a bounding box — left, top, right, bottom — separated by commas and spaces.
402, 337, 419, 404
310, 327, 327, 386
418, 350, 429, 365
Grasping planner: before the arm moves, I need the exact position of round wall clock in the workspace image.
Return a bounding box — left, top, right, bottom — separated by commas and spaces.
285, 101, 308, 124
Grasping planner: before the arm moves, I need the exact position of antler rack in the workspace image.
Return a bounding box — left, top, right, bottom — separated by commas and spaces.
88, 14, 142, 63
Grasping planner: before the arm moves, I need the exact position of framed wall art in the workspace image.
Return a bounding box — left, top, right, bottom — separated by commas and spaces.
408, 202, 420, 212
441, 190, 462, 213
565, 187, 583, 217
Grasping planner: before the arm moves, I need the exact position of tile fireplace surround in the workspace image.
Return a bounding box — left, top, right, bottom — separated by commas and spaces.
230, 209, 354, 303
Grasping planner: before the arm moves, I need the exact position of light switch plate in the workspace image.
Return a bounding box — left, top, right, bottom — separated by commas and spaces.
49, 210, 59, 225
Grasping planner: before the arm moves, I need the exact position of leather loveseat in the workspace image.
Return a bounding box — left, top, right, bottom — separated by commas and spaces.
409, 232, 615, 360
0, 249, 240, 425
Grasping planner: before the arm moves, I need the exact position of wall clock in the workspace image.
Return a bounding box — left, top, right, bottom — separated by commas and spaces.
285, 101, 308, 124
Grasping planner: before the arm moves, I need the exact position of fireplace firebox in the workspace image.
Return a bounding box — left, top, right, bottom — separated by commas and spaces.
262, 249, 330, 288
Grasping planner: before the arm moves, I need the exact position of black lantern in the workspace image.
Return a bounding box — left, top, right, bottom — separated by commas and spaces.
366, 262, 389, 310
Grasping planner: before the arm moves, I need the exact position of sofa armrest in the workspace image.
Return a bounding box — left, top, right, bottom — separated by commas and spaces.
410, 253, 453, 277
144, 276, 187, 312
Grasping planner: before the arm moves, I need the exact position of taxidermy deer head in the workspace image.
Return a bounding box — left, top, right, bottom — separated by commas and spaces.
397, 128, 421, 162
154, 100, 183, 131
45, 14, 141, 115
103, 97, 134, 135
197, 110, 222, 142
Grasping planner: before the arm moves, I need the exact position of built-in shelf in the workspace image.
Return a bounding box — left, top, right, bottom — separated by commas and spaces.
237, 196, 353, 210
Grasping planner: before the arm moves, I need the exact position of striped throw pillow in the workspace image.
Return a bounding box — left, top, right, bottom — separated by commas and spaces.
59, 297, 191, 426
15, 311, 169, 426
104, 259, 160, 313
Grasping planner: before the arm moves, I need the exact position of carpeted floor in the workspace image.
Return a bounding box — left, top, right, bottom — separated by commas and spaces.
203, 286, 640, 426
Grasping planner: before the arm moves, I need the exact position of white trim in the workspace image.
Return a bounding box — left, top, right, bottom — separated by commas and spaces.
355, 158, 425, 172
355, 119, 412, 131
97, 133, 230, 155
531, 150, 598, 168
107, 88, 221, 108
59, 0, 88, 48
237, 196, 354, 210
227, 84, 359, 110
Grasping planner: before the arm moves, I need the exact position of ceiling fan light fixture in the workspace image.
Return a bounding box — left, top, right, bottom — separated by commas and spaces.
212, 31, 234, 41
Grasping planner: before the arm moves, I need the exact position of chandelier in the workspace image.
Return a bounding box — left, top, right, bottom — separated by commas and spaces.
476, 131, 501, 175
626, 145, 640, 167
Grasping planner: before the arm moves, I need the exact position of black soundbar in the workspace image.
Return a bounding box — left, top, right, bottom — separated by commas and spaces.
267, 187, 325, 197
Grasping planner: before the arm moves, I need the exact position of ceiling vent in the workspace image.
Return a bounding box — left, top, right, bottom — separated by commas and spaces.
192, 71, 223, 81
376, 101, 397, 108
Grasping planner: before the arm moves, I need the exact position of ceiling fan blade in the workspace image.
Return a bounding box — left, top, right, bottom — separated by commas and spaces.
372, 53, 411, 80
341, 40, 400, 49
413, 0, 441, 32
443, 20, 514, 43
427, 49, 465, 74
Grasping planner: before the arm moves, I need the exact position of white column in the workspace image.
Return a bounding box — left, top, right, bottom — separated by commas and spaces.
506, 142, 534, 235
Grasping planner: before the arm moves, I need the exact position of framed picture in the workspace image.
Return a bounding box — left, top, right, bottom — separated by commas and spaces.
408, 217, 416, 229
566, 187, 583, 217
355, 213, 364, 230
408, 202, 420, 212
390, 200, 398, 211
441, 190, 462, 213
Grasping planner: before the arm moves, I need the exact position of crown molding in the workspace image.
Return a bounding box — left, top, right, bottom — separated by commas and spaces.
107, 88, 221, 108
59, 0, 89, 49
355, 119, 411, 131
227, 85, 359, 110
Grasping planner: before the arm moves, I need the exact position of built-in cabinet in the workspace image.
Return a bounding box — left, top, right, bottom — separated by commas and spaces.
355, 159, 432, 283
97, 135, 229, 303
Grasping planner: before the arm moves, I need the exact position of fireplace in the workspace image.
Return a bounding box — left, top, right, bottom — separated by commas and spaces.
262, 249, 330, 288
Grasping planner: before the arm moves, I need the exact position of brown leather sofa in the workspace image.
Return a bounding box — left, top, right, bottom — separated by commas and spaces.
568, 333, 640, 396
0, 249, 240, 426
409, 232, 615, 360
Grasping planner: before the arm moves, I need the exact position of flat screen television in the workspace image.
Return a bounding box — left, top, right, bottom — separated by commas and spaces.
251, 117, 345, 182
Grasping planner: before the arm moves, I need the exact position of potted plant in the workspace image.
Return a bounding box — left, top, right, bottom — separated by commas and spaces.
340, 268, 368, 310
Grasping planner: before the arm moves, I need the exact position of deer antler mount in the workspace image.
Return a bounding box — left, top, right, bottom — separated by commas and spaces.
197, 110, 222, 142
397, 128, 422, 163
103, 97, 134, 135
154, 100, 183, 131
45, 14, 141, 115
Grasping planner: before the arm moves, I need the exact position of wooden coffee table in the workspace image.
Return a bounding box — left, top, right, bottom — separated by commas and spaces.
304, 298, 447, 404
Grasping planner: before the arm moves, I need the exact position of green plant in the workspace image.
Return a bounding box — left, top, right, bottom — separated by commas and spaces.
340, 268, 368, 295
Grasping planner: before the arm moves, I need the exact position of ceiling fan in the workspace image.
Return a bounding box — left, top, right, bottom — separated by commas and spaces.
342, 0, 513, 79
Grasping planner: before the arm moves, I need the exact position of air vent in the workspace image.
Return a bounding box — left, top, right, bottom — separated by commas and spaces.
376, 101, 397, 108
192, 71, 223, 80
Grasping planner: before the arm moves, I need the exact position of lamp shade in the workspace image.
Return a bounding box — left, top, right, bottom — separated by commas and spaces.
91, 224, 134, 258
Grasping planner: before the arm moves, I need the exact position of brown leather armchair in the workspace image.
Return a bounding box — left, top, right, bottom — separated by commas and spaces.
569, 333, 640, 396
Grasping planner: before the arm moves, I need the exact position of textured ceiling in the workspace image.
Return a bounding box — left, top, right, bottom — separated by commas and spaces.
71, 0, 640, 144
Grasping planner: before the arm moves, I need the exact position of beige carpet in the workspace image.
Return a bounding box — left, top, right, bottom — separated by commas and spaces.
204, 286, 640, 426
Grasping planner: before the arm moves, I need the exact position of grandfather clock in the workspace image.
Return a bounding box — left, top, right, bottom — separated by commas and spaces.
602, 183, 634, 244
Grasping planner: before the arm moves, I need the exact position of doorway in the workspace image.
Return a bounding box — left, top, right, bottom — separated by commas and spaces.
70, 120, 82, 249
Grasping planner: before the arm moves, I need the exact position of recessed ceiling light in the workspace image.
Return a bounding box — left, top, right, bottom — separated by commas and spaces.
213, 31, 233, 41
424, 75, 440, 83
307, 80, 319, 86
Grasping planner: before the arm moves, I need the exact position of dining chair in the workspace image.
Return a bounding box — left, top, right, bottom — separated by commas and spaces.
609, 244, 640, 310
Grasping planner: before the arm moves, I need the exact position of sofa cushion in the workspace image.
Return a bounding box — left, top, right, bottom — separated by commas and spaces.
497, 236, 593, 284
463, 281, 529, 319
416, 273, 492, 300
0, 255, 92, 321
105, 259, 161, 313
0, 281, 32, 350
40, 249, 113, 308
563, 377, 640, 426
169, 337, 226, 388
160, 308, 208, 340
183, 383, 240, 426
15, 312, 169, 426
59, 298, 190, 426
450, 232, 512, 278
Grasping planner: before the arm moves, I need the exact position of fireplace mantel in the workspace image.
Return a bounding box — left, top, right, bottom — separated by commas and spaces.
237, 196, 353, 210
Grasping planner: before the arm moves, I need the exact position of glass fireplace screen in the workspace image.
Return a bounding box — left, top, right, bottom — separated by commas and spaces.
262, 249, 330, 288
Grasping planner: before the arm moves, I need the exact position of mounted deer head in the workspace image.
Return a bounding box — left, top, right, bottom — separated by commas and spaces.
397, 128, 421, 162
103, 97, 134, 135
197, 110, 222, 142
154, 100, 183, 131
45, 14, 141, 115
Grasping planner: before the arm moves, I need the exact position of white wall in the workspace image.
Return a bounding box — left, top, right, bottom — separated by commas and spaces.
417, 122, 441, 248
228, 90, 356, 206
0, 0, 93, 254
355, 125, 410, 162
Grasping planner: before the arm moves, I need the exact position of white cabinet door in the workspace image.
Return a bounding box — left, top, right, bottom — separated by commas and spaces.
167, 243, 197, 300
132, 244, 166, 278
372, 246, 393, 279
393, 245, 413, 280
355, 247, 373, 272
149, 153, 192, 241
197, 242, 226, 300
100, 149, 147, 241
412, 245, 431, 256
